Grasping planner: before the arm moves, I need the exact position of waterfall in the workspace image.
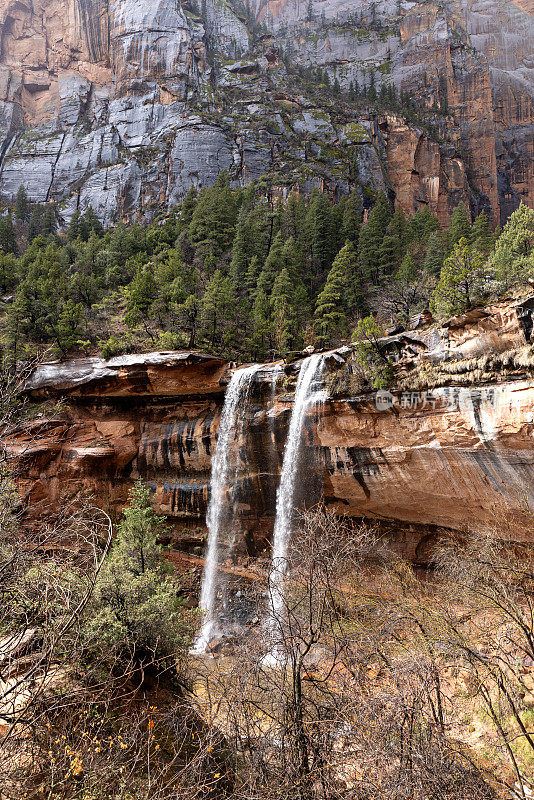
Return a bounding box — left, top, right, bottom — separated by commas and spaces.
268, 354, 325, 622
192, 364, 260, 653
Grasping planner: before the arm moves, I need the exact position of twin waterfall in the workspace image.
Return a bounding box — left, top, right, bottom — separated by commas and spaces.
193, 355, 325, 653
192, 365, 261, 653
268, 354, 325, 619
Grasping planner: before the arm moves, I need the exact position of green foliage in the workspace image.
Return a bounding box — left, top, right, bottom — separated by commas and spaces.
89, 481, 195, 663
189, 173, 240, 260
271, 267, 297, 356
448, 201, 471, 249
314, 241, 354, 346
488, 202, 534, 288
341, 190, 362, 247
1, 180, 530, 364
423, 231, 445, 276
358, 192, 392, 282
431, 238, 486, 318
0, 214, 17, 256
307, 190, 337, 286
352, 314, 393, 389
125, 267, 157, 327
14, 185, 29, 222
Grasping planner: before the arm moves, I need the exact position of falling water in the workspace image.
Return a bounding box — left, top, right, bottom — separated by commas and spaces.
268, 353, 326, 622
192, 364, 260, 654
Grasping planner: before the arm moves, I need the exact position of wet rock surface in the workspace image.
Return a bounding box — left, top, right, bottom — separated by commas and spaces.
7, 297, 534, 555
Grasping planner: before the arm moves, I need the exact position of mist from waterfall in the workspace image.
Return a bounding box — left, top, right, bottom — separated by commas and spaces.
192, 364, 261, 654
268, 354, 326, 623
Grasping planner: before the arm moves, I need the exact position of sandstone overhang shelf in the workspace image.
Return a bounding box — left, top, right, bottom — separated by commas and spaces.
23, 351, 227, 398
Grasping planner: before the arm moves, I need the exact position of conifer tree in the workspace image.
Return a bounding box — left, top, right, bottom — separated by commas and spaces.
358, 192, 392, 282
471, 211, 493, 254
0, 214, 17, 255
180, 186, 198, 228
388, 207, 408, 249
342, 190, 362, 246
378, 233, 403, 277
431, 238, 486, 318
28, 206, 44, 242
56, 299, 85, 353
200, 269, 235, 349
0, 253, 18, 293
308, 191, 335, 286
423, 231, 445, 275
448, 201, 471, 249
189, 174, 239, 260
14, 185, 29, 222
230, 205, 251, 284
67, 209, 82, 241
406, 206, 439, 243
125, 268, 157, 326
314, 242, 353, 345
41, 204, 58, 236
488, 202, 534, 287
271, 267, 296, 356
90, 480, 194, 662
83, 207, 103, 238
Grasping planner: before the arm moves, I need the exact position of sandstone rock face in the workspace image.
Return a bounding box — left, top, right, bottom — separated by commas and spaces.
7, 298, 534, 555
0, 0, 531, 223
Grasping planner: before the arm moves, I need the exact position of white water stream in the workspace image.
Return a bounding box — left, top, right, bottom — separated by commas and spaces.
268, 353, 326, 622
192, 364, 261, 653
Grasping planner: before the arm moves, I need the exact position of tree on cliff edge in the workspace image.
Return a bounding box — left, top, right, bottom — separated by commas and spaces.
431, 237, 486, 318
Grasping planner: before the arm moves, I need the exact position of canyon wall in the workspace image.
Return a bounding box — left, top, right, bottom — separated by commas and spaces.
0, 0, 532, 224
7, 294, 534, 559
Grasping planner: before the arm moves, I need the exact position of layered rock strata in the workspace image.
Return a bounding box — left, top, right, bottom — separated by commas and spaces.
6, 295, 534, 556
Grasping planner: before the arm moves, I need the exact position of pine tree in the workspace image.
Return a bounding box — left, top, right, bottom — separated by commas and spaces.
342, 190, 362, 246
388, 207, 408, 249
230, 205, 251, 284
307, 191, 335, 287
333, 76, 341, 96
28, 206, 44, 242
271, 267, 296, 356
67, 209, 82, 241
56, 299, 85, 353
180, 186, 198, 228
89, 480, 194, 663
251, 270, 272, 360
488, 202, 534, 288
431, 238, 486, 318
358, 192, 392, 282
189, 174, 239, 261
125, 268, 157, 326
448, 201, 471, 249
200, 269, 235, 349
83, 206, 103, 238
41, 204, 58, 236
14, 185, 29, 222
423, 231, 445, 275
0, 253, 18, 293
406, 207, 439, 244
471, 211, 494, 254
0, 214, 17, 255
314, 242, 353, 346
378, 234, 403, 277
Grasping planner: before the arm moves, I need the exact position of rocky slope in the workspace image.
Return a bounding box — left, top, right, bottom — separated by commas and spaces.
7, 293, 534, 559
0, 0, 532, 225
